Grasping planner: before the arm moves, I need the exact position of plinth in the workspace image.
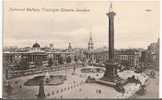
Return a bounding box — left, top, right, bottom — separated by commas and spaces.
101, 60, 119, 82
37, 80, 46, 99
99, 60, 125, 93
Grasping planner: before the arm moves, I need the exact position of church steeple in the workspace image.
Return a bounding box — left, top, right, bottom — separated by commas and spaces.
89, 32, 92, 42
68, 42, 72, 51
88, 32, 94, 51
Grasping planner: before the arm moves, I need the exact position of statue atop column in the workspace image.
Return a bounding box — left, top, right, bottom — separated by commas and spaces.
102, 2, 118, 82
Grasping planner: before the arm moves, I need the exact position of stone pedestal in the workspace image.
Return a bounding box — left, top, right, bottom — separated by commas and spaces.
102, 60, 118, 82
37, 80, 46, 99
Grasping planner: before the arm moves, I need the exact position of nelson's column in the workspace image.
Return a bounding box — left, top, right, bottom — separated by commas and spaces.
102, 3, 118, 81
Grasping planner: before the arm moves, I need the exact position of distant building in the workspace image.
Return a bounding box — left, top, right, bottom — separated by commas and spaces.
141, 50, 148, 63
94, 48, 142, 67
3, 42, 48, 68
73, 48, 86, 63
22, 42, 48, 67
3, 42, 75, 70
114, 49, 141, 67
143, 39, 160, 69
49, 43, 54, 50
94, 47, 108, 64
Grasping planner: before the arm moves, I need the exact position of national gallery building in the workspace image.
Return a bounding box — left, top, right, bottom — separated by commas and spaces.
3, 42, 75, 69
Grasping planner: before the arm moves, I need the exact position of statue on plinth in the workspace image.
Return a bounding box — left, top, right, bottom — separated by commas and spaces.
37, 80, 46, 99
103, 60, 118, 82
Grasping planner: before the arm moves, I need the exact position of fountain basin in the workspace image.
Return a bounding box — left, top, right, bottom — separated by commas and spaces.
24, 75, 66, 86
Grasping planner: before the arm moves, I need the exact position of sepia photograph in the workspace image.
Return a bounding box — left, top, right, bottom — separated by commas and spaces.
2, 0, 160, 99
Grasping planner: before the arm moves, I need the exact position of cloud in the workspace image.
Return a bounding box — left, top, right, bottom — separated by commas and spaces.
4, 1, 160, 49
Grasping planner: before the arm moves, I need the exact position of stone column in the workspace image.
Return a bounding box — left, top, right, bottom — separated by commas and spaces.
107, 10, 116, 61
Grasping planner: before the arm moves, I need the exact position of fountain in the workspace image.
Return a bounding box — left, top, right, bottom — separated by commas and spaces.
44, 72, 50, 83
24, 72, 66, 86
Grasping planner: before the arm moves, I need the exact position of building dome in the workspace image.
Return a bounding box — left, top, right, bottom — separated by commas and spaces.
32, 42, 40, 48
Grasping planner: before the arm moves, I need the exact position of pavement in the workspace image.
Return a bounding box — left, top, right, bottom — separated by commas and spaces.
132, 70, 159, 98
4, 66, 156, 99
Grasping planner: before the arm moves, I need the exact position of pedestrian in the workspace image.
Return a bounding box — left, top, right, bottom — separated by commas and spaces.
79, 88, 82, 92
19, 85, 22, 88
96, 89, 98, 93
47, 93, 50, 96
60, 95, 63, 99
56, 90, 59, 94
52, 91, 54, 95
99, 89, 101, 94
122, 92, 124, 96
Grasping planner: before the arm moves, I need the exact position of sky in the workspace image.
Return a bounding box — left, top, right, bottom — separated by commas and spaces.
4, 0, 160, 49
